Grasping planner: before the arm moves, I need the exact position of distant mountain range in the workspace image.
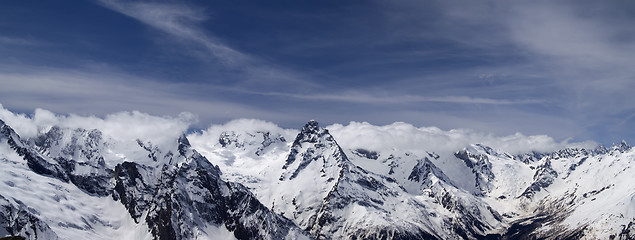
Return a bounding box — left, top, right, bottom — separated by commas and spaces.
1, 114, 634, 239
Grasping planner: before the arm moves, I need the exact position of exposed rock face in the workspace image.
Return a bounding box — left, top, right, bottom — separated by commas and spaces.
454, 148, 495, 195
113, 138, 304, 240
0, 195, 59, 240
519, 159, 558, 199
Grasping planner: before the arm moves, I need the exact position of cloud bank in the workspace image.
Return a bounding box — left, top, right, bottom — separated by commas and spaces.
187, 117, 600, 156
0, 104, 195, 147
327, 121, 598, 155
1, 104, 599, 156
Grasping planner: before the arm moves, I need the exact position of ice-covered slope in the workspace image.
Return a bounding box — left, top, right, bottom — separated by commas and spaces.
186, 119, 295, 195
0, 119, 149, 240
499, 144, 635, 239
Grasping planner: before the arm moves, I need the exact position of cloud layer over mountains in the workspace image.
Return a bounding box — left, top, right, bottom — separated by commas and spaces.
1, 105, 596, 156
0, 104, 195, 148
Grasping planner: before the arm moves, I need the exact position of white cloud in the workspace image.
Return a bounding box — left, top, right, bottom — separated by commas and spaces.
187, 118, 298, 148
197, 118, 296, 137
188, 117, 600, 158
61, 111, 196, 146
0, 104, 40, 138
0, 104, 196, 148
327, 121, 597, 155
1, 104, 599, 156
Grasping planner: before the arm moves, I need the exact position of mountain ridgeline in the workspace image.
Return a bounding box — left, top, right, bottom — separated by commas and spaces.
1, 118, 634, 240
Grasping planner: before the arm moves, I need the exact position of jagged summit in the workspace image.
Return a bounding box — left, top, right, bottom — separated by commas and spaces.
304, 119, 319, 130
271, 121, 351, 231
291, 120, 331, 145
301, 120, 320, 134
281, 120, 347, 180
611, 140, 631, 152
177, 134, 191, 156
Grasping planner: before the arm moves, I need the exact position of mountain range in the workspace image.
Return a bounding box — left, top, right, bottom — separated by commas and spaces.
1, 114, 634, 239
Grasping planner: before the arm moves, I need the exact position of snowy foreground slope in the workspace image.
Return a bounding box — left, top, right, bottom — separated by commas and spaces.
0, 114, 634, 239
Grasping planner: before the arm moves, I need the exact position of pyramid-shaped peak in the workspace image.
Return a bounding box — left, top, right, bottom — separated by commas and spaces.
281, 120, 347, 179
293, 120, 332, 145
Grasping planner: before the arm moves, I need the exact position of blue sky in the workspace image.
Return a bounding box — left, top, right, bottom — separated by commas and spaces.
1, 0, 634, 145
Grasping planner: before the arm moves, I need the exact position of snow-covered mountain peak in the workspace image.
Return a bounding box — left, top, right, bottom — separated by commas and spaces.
291, 120, 332, 145
407, 156, 450, 185
303, 119, 319, 131
610, 140, 631, 153
281, 120, 348, 181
